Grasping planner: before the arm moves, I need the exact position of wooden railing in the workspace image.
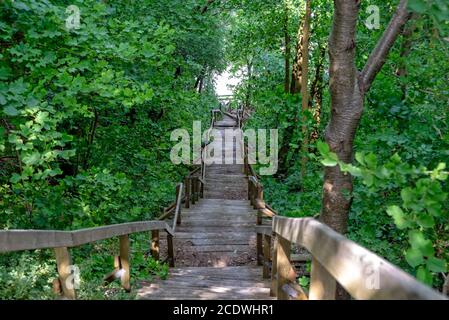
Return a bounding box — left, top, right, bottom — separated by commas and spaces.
270, 217, 446, 300
239, 108, 445, 300
160, 108, 222, 222
0, 221, 175, 299
248, 161, 446, 300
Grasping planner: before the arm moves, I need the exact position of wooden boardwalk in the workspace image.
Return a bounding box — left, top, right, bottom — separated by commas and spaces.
138, 114, 272, 299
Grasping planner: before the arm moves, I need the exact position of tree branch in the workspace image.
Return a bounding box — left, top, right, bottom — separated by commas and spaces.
360, 0, 411, 93
201, 0, 216, 14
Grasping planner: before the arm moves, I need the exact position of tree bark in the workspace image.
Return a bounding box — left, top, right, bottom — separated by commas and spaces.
290, 20, 303, 94
321, 0, 411, 235
360, 0, 412, 93
284, 3, 291, 93
396, 15, 418, 100
309, 45, 326, 142
83, 108, 99, 170
300, 0, 311, 179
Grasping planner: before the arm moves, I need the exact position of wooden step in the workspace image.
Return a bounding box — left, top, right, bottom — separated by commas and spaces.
137, 266, 273, 300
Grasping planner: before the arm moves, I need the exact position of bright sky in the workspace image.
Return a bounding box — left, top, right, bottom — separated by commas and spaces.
214, 68, 241, 96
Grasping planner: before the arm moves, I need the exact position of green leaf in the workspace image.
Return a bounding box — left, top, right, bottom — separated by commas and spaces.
416, 266, 433, 286
365, 153, 378, 168
405, 248, 424, 268
22, 152, 41, 166
35, 111, 49, 124
321, 158, 338, 167
387, 205, 409, 229
317, 141, 330, 156
426, 257, 447, 273
401, 188, 414, 206
355, 152, 365, 165
409, 230, 434, 257
408, 0, 428, 14
10, 173, 22, 184
416, 214, 435, 228
3, 105, 18, 116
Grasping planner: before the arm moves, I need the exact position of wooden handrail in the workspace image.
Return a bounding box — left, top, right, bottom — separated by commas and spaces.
172, 183, 183, 232
0, 221, 174, 253
0, 220, 175, 299
272, 216, 447, 300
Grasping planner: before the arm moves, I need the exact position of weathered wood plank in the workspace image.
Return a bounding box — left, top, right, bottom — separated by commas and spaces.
273, 217, 446, 300
309, 256, 336, 300
0, 221, 173, 253
54, 247, 76, 300
119, 235, 131, 292
275, 236, 296, 300
177, 244, 251, 253
151, 230, 160, 260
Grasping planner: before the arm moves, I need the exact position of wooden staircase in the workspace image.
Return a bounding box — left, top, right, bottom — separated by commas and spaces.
137, 113, 273, 299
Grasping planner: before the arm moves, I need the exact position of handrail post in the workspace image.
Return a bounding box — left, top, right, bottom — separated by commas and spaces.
184, 177, 190, 209
176, 184, 182, 225
270, 235, 278, 297
191, 178, 196, 205
309, 257, 337, 300
263, 234, 271, 278
256, 211, 263, 266
276, 235, 295, 300
194, 177, 200, 202
167, 233, 175, 267
54, 247, 76, 300
119, 235, 131, 292
151, 230, 160, 261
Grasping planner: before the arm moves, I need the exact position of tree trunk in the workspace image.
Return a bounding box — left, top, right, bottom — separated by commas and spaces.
310, 45, 326, 142
300, 0, 311, 179
83, 108, 99, 170
290, 20, 303, 94
321, 0, 410, 235
396, 15, 418, 100
245, 61, 252, 110
284, 3, 291, 93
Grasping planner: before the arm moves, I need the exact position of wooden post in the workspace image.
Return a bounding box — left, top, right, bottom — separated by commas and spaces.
263, 234, 271, 279
184, 177, 190, 208
256, 212, 263, 266
257, 184, 264, 203
270, 236, 278, 297
167, 234, 175, 267
119, 235, 131, 292
276, 235, 294, 300
195, 178, 200, 202
191, 178, 196, 205
176, 184, 182, 225
54, 247, 76, 300
244, 150, 248, 175
248, 180, 252, 201
200, 180, 204, 198
309, 257, 336, 300
151, 230, 160, 261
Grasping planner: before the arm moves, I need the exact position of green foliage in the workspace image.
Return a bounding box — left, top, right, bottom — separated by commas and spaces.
0, 0, 223, 299
319, 143, 448, 285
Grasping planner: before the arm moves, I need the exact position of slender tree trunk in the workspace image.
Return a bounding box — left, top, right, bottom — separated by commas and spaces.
284, 3, 291, 93
290, 20, 303, 94
300, 0, 311, 179
245, 61, 252, 110
321, 0, 411, 236
83, 109, 99, 170
396, 15, 418, 100
310, 45, 326, 142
